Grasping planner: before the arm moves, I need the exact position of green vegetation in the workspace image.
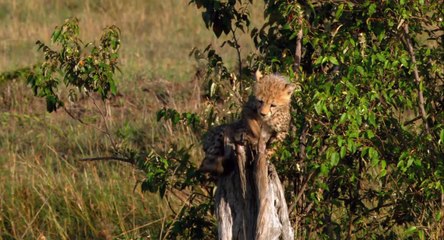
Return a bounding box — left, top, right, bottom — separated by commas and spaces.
1, 0, 443, 239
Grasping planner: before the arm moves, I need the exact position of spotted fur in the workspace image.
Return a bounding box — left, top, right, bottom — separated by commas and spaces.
199, 72, 295, 175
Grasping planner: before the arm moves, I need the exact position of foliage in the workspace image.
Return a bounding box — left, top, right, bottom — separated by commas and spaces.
187, 0, 444, 239
27, 17, 120, 112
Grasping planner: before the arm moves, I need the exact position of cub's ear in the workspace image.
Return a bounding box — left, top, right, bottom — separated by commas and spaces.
285, 83, 296, 96
255, 70, 263, 81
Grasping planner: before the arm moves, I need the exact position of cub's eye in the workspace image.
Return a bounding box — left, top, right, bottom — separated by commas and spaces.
270, 104, 276, 108
257, 100, 264, 105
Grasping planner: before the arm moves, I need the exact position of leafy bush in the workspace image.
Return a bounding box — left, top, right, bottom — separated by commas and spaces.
188, 0, 444, 239
28, 17, 120, 112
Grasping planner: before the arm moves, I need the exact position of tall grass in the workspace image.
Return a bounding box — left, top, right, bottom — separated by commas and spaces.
0, 81, 167, 239
0, 0, 262, 238
0, 0, 259, 82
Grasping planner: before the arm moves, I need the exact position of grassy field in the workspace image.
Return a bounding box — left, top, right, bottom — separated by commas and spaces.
0, 0, 260, 239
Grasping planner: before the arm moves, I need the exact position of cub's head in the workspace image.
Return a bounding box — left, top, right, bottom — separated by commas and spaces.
253, 71, 295, 120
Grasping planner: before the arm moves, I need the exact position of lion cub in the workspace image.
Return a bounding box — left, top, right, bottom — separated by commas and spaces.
200, 71, 295, 175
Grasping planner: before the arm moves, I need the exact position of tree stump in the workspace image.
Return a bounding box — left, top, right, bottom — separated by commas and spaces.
215, 133, 293, 240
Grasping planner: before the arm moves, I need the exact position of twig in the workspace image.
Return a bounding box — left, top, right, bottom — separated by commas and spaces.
298, 121, 308, 160
80, 156, 134, 164
62, 105, 114, 140
404, 115, 422, 126
62, 106, 87, 124
231, 27, 242, 85
303, 201, 314, 216
289, 170, 315, 214
294, 15, 303, 71
402, 23, 430, 134
165, 194, 178, 216
294, 28, 303, 70
347, 210, 353, 239
91, 97, 116, 146
161, 193, 194, 240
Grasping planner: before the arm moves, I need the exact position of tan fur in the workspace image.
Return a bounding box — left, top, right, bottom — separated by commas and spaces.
200, 72, 295, 175
244, 73, 295, 143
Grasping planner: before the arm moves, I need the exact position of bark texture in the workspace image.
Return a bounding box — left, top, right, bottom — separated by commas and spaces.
215, 133, 293, 240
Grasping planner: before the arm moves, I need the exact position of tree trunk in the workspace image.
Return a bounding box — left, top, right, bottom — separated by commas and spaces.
215, 134, 294, 239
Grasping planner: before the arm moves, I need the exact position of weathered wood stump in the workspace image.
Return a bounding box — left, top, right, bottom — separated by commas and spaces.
215, 133, 293, 240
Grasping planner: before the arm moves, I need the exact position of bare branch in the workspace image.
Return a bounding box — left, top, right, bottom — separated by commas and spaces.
294, 28, 303, 70
294, 13, 303, 71
402, 23, 430, 134
298, 122, 308, 160
231, 27, 242, 85
90, 95, 118, 151
62, 106, 87, 125
404, 115, 422, 126
289, 170, 315, 214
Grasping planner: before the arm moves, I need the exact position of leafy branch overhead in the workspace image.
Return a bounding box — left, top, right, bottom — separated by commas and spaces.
27, 17, 121, 112
192, 0, 250, 38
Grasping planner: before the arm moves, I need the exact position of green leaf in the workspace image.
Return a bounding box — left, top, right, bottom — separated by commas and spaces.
418, 229, 425, 240
329, 56, 339, 65
376, 53, 386, 62
400, 57, 408, 67
314, 101, 324, 115
356, 66, 365, 75
172, 112, 180, 125
331, 152, 340, 166
439, 129, 444, 145
46, 95, 59, 112
347, 138, 357, 154
51, 30, 62, 42
339, 113, 347, 124
368, 3, 377, 16
337, 136, 344, 147
436, 211, 442, 221
368, 112, 376, 127
369, 147, 379, 166
381, 160, 386, 170
320, 164, 329, 176
406, 157, 414, 169
340, 146, 346, 159
156, 109, 165, 121
109, 80, 117, 95
335, 4, 344, 19
366, 130, 375, 139
397, 160, 405, 169
404, 226, 417, 236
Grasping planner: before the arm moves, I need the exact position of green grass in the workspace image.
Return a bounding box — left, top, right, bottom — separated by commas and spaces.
0, 82, 167, 239
0, 0, 261, 238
